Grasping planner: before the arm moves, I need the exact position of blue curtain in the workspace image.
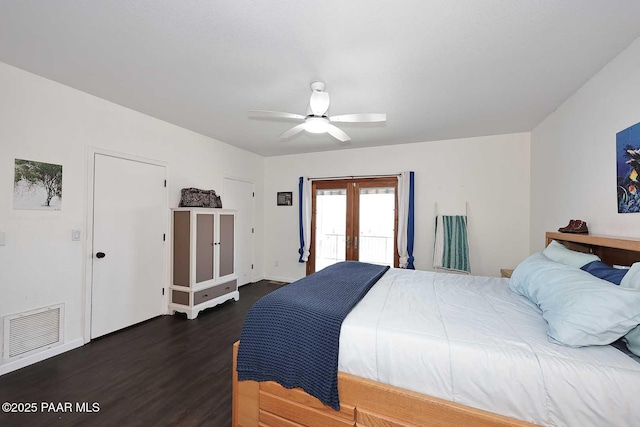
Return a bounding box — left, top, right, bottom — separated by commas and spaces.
407, 171, 415, 269
298, 177, 305, 262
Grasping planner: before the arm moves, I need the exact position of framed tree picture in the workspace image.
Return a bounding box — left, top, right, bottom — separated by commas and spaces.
14, 159, 63, 210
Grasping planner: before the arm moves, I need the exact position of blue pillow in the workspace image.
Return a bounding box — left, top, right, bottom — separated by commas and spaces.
509, 253, 640, 347
581, 261, 628, 285
625, 325, 640, 357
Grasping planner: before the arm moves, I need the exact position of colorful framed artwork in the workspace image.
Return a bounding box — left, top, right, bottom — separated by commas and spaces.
617, 122, 640, 213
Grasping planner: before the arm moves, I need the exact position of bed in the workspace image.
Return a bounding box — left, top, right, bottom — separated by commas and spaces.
233, 232, 640, 427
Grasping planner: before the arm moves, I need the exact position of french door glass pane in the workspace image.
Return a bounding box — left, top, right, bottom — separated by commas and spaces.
359, 187, 395, 266
315, 188, 347, 271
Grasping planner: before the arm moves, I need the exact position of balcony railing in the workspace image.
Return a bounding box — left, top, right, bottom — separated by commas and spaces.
316, 233, 394, 270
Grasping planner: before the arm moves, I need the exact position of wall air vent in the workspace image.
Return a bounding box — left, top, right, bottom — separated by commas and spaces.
3, 304, 64, 361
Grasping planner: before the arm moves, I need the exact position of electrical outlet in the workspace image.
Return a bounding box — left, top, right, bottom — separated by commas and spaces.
72, 230, 81, 241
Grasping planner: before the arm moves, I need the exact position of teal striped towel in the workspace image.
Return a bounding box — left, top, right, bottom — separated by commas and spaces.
433, 215, 470, 273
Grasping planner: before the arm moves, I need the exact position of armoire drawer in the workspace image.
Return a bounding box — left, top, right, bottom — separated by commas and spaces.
194, 280, 237, 305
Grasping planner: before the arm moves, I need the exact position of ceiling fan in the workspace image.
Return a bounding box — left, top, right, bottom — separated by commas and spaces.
249, 81, 386, 143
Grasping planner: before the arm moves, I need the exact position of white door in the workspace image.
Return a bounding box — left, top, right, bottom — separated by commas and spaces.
91, 154, 166, 339
223, 178, 254, 286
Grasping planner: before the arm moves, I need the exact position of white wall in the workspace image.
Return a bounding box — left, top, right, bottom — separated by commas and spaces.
264, 133, 531, 282
0, 62, 265, 370
530, 37, 640, 252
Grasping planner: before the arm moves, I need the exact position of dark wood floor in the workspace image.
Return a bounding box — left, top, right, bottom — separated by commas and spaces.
0, 280, 283, 427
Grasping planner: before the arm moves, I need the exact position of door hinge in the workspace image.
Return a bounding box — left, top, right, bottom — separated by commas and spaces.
252, 227, 254, 233
164, 180, 167, 187
253, 192, 255, 197
163, 233, 166, 241
162, 288, 165, 296
251, 264, 254, 269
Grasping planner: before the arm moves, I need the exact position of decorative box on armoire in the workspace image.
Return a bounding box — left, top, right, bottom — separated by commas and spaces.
170, 208, 239, 319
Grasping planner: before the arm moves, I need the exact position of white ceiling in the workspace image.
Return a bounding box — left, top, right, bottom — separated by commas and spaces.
1, 1, 639, 157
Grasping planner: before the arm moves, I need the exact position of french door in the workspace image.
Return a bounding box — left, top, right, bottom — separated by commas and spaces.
307, 177, 398, 275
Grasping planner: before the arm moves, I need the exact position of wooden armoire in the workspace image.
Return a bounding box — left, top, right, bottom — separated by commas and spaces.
170, 208, 239, 319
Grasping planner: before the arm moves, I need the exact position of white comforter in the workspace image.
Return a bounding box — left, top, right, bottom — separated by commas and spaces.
338, 268, 640, 427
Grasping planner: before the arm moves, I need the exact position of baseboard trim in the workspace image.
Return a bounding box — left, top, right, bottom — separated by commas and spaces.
244, 276, 265, 285
263, 275, 297, 284
0, 338, 84, 376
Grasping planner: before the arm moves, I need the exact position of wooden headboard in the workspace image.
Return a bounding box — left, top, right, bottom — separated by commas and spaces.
546, 231, 640, 266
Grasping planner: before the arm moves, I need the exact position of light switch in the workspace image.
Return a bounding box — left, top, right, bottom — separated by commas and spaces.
72, 230, 81, 241
0, 231, 5, 246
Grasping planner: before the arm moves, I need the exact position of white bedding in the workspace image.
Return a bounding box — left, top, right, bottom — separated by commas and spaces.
338, 268, 640, 427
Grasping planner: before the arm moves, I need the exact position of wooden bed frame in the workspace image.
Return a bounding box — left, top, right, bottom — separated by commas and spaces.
233, 232, 640, 427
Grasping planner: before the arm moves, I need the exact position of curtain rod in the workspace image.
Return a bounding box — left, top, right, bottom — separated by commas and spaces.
307, 173, 400, 181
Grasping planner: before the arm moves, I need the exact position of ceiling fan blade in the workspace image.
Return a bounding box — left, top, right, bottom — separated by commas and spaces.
329, 113, 386, 123
249, 110, 305, 120
326, 124, 351, 143
309, 91, 330, 116
279, 123, 307, 140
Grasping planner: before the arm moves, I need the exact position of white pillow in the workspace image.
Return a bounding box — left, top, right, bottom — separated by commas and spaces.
542, 240, 600, 268
621, 262, 640, 290
509, 252, 640, 347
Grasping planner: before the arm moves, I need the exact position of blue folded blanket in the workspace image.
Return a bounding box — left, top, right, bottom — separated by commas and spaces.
237, 261, 390, 410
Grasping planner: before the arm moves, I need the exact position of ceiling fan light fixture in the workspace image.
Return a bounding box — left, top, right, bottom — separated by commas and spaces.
249, 81, 385, 144
304, 117, 330, 134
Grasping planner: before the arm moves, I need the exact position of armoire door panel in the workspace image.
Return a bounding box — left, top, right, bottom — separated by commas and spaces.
196, 214, 214, 283
173, 210, 191, 286
219, 213, 235, 277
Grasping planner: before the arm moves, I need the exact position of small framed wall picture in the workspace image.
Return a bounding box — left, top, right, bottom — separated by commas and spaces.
277, 191, 293, 206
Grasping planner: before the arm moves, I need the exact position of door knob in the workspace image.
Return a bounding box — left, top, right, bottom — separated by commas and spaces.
96, 252, 106, 259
